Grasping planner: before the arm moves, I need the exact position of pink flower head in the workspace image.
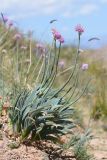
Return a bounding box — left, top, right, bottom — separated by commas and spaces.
52, 28, 62, 40
21, 45, 27, 50
59, 36, 64, 43
58, 60, 65, 69
13, 33, 22, 40
3, 16, 8, 23
75, 24, 84, 34
52, 28, 64, 43
36, 43, 46, 57
81, 63, 88, 70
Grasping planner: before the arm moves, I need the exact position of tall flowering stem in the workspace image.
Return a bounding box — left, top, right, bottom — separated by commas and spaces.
40, 39, 54, 87
66, 79, 91, 107
75, 24, 84, 42
50, 28, 82, 99
60, 69, 79, 101
63, 25, 91, 106
39, 44, 51, 86
24, 38, 32, 85
47, 29, 64, 82
29, 55, 43, 83
58, 25, 85, 99
40, 52, 48, 84
16, 42, 20, 83
41, 29, 64, 96
13, 34, 22, 84
41, 40, 57, 87
42, 41, 62, 97
35, 57, 44, 84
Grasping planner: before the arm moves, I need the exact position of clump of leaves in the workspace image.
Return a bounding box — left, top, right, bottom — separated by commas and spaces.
9, 87, 75, 142
63, 129, 94, 160
74, 145, 93, 160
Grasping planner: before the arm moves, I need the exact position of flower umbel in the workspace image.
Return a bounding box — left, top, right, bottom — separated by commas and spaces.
59, 36, 64, 43
52, 29, 61, 40
75, 24, 84, 34
52, 28, 64, 43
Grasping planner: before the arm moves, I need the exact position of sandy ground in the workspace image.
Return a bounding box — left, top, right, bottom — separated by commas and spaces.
89, 122, 107, 160
1, 109, 107, 160
80, 100, 107, 160
0, 125, 107, 160
0, 142, 49, 160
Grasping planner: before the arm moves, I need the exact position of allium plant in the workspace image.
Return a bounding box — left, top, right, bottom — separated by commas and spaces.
9, 24, 90, 143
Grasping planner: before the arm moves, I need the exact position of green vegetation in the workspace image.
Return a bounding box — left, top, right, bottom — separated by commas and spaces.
89, 60, 107, 119
9, 88, 75, 142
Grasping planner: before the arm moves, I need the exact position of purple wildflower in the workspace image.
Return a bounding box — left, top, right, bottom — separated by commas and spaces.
13, 33, 22, 40
75, 24, 84, 34
59, 36, 64, 43
58, 60, 65, 69
52, 28, 64, 43
36, 43, 46, 57
3, 16, 8, 23
81, 63, 88, 70
52, 29, 62, 40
